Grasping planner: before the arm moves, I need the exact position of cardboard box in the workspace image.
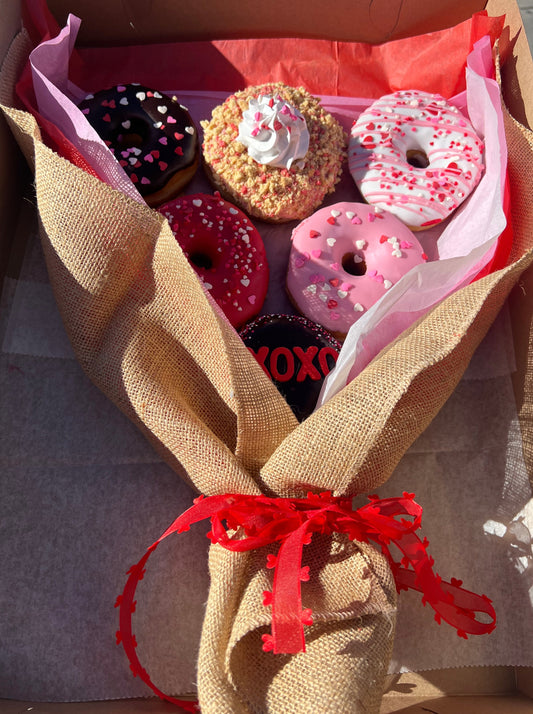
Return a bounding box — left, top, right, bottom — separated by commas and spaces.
1, 1, 533, 712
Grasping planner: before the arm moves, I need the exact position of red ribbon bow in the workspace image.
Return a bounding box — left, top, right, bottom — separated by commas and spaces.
116, 491, 496, 707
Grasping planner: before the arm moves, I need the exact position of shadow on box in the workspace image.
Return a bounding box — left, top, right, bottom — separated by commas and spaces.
1, 0, 533, 712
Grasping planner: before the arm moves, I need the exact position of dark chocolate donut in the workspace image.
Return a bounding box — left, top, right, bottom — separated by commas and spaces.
240, 314, 341, 421
78, 84, 199, 206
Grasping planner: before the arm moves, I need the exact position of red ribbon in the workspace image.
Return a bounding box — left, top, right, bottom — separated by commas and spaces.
116, 491, 496, 705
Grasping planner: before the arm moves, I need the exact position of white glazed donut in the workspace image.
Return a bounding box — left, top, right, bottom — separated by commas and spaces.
348, 90, 484, 230
286, 202, 427, 338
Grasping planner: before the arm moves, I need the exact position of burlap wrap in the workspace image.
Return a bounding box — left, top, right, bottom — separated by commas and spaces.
2, 26, 533, 714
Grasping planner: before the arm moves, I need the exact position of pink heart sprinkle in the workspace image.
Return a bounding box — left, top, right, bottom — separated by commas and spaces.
368, 213, 375, 222
159, 137, 168, 145
117, 85, 126, 92
248, 295, 256, 305
400, 241, 412, 249
351, 216, 362, 224
340, 282, 352, 291
310, 273, 325, 284
141, 177, 151, 185
330, 262, 340, 271
82, 108, 90, 115
330, 312, 340, 321
311, 250, 322, 258
368, 269, 377, 277
167, 116, 177, 124
144, 154, 154, 162
121, 151, 130, 158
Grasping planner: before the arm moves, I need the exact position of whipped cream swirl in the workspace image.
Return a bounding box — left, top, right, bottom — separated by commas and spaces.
237, 94, 310, 169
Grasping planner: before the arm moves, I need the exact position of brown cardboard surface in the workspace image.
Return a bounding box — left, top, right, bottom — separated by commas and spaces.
381, 694, 533, 713
2, 0, 533, 712
0, 0, 24, 287
45, 0, 485, 45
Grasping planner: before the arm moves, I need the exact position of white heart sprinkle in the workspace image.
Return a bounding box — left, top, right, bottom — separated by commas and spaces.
204, 282, 213, 290
157, 105, 168, 114
229, 208, 238, 215
337, 290, 348, 299
119, 97, 129, 105
319, 293, 328, 302
136, 92, 146, 101
153, 121, 163, 129
346, 212, 355, 220
330, 209, 341, 217
306, 284, 317, 294
241, 277, 250, 287
355, 240, 366, 250
131, 147, 141, 156
327, 238, 336, 247
192, 199, 202, 207
84, 93, 94, 100
185, 126, 195, 134
354, 303, 364, 312
153, 91, 163, 99
384, 280, 393, 289
353, 255, 363, 263
121, 120, 131, 129
128, 157, 137, 165
322, 283, 331, 292
392, 249, 402, 258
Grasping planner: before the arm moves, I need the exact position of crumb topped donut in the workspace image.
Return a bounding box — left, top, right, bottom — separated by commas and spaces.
158, 193, 268, 328
201, 83, 346, 223
287, 202, 427, 338
79, 84, 200, 207
349, 90, 484, 230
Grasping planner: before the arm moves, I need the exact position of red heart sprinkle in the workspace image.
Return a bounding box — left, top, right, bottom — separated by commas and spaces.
159, 161, 168, 171
174, 132, 184, 140
327, 217, 336, 225
309, 230, 320, 238
102, 113, 111, 122
379, 235, 388, 243
327, 299, 338, 309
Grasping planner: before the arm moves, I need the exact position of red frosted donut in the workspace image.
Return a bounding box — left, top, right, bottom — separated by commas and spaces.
158, 193, 269, 328
79, 84, 199, 207
286, 202, 427, 338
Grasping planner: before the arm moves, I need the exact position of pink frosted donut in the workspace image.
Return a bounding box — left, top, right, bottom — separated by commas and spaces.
286, 202, 427, 338
349, 90, 484, 230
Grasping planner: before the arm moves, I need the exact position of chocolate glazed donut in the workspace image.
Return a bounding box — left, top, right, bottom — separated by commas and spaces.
79, 84, 200, 207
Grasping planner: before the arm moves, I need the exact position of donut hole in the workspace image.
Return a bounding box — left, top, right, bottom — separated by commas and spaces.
406, 149, 430, 169
342, 252, 366, 276
113, 118, 149, 149
189, 251, 214, 270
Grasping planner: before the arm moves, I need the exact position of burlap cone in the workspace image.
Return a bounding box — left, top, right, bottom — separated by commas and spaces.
2, 25, 533, 714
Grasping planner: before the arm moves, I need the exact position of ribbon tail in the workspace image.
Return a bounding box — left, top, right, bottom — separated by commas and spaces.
392, 532, 496, 637
271, 521, 312, 654
116, 543, 199, 711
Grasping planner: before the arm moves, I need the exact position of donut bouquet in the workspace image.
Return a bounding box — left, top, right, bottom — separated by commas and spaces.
4, 3, 530, 713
